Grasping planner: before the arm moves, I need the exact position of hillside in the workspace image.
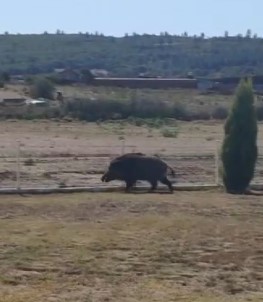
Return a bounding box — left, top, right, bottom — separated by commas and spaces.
1, 33, 263, 77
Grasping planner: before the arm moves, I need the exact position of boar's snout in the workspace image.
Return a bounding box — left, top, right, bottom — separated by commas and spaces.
101, 171, 112, 182
101, 173, 107, 182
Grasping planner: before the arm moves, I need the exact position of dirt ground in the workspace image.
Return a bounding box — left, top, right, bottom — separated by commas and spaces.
0, 120, 263, 189
0, 190, 262, 302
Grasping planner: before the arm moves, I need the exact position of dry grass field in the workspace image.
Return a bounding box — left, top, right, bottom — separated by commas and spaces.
0, 191, 263, 302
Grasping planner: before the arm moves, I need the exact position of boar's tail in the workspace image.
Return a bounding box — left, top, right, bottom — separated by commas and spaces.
167, 165, 175, 177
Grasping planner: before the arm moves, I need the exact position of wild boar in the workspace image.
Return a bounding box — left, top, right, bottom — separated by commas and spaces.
101, 153, 175, 193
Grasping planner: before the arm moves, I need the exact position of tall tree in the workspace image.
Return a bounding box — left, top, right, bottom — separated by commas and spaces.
246, 29, 252, 38
221, 78, 258, 194
1, 72, 10, 82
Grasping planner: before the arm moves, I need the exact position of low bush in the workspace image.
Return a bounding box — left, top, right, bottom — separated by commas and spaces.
24, 158, 35, 166
161, 127, 178, 138
212, 106, 228, 120
65, 98, 190, 121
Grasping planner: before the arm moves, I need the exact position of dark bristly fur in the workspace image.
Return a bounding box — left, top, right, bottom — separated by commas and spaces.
101, 153, 175, 193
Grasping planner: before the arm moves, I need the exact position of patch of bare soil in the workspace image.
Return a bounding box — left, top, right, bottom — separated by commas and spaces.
0, 120, 223, 188
1, 120, 263, 189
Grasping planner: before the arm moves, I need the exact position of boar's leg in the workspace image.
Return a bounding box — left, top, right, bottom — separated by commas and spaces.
148, 180, 158, 192
124, 179, 136, 193
160, 177, 174, 193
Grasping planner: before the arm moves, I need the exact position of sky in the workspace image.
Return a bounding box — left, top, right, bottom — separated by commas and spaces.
1, 0, 262, 37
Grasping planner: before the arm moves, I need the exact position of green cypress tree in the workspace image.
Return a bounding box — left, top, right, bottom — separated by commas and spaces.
221, 78, 258, 194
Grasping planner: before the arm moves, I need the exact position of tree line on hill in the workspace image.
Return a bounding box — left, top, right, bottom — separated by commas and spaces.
0, 32, 263, 77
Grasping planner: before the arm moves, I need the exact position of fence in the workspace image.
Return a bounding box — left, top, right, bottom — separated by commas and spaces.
1, 140, 263, 192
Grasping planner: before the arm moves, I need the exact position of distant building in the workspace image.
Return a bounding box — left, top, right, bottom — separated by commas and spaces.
10, 74, 25, 84
90, 69, 110, 77
92, 77, 197, 89
197, 75, 263, 94
54, 68, 65, 73
54, 68, 81, 83
0, 91, 26, 106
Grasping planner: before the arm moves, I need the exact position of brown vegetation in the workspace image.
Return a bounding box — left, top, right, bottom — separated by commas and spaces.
0, 191, 262, 301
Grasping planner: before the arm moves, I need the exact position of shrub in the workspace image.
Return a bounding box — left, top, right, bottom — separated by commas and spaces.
24, 158, 35, 166
171, 103, 189, 120
29, 77, 55, 99
161, 127, 178, 138
65, 99, 130, 121
189, 111, 211, 120
65, 98, 189, 122
1, 72, 10, 82
127, 117, 165, 128
212, 106, 228, 120
221, 78, 258, 194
